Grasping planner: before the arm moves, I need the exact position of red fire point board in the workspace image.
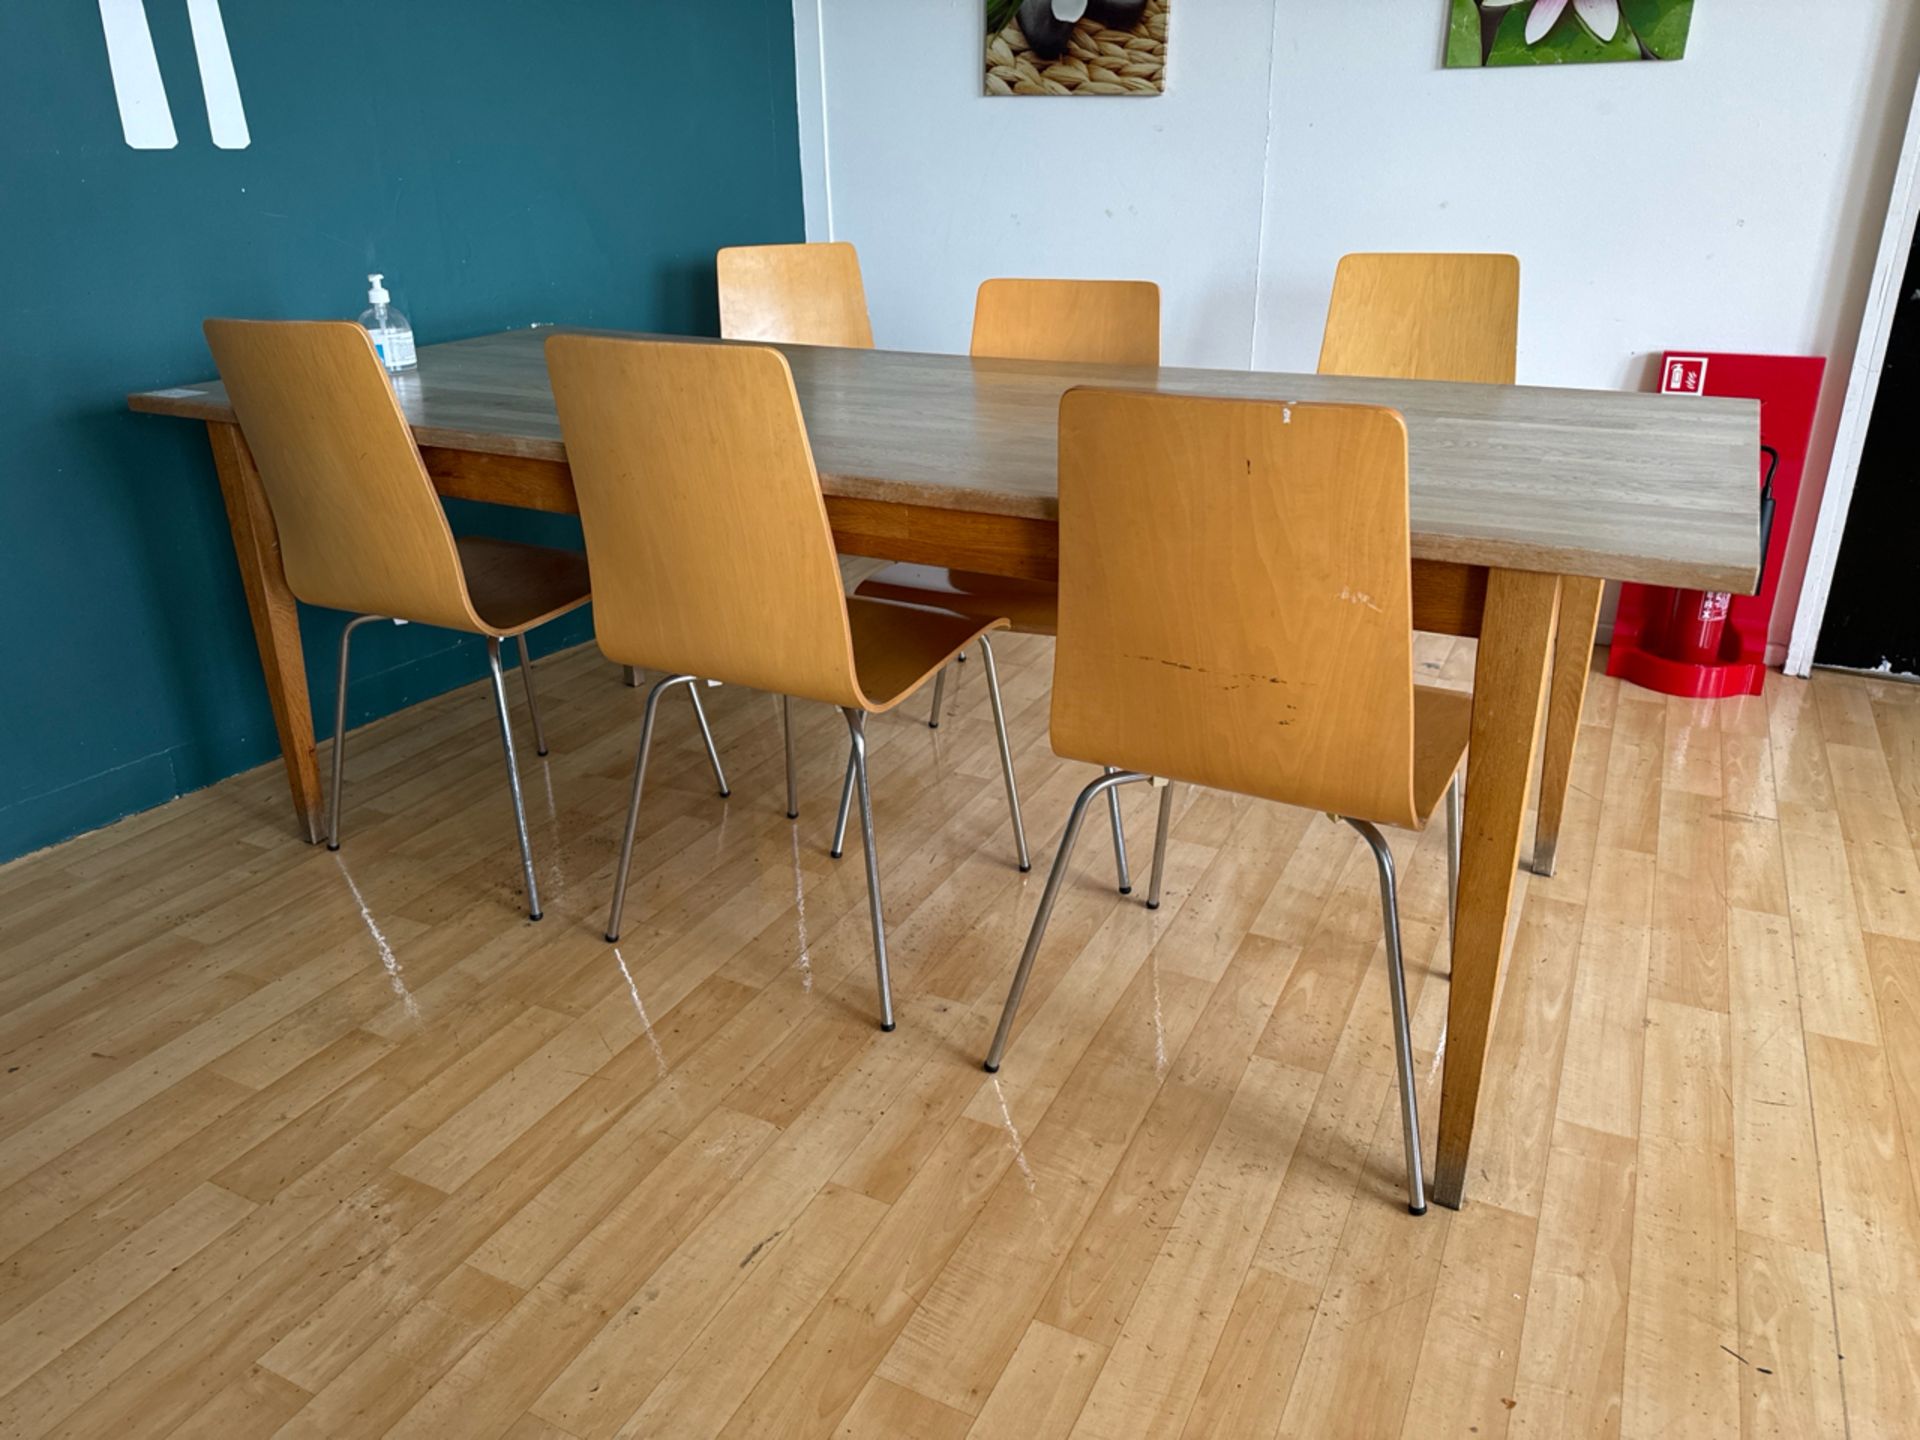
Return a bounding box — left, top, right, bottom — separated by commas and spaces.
1607, 352, 1825, 699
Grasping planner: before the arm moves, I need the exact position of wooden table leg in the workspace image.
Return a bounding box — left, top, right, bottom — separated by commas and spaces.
1433, 568, 1560, 1209
1531, 574, 1606, 877
206, 421, 324, 844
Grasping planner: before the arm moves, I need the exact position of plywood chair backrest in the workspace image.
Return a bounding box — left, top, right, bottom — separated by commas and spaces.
1051, 390, 1420, 829
202, 318, 482, 633
971, 278, 1161, 366
545, 335, 867, 708
1317, 252, 1519, 384
716, 242, 875, 349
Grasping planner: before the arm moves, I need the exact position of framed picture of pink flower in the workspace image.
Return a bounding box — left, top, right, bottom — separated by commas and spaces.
1446, 0, 1692, 67
985, 1, 1168, 96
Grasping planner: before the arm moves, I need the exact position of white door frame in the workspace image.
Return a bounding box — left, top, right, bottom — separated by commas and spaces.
1786, 69, 1920, 676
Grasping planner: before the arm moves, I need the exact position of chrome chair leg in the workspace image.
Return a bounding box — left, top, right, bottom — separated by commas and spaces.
513, 632, 549, 757
782, 695, 799, 820
1445, 772, 1462, 976
1342, 817, 1427, 1215
978, 637, 1031, 872
843, 709, 895, 1030
606, 673, 700, 941
830, 746, 856, 859
485, 637, 542, 922
326, 613, 385, 851
686, 682, 730, 797
1104, 768, 1133, 894
985, 769, 1151, 1071
928, 666, 948, 729
1145, 781, 1176, 909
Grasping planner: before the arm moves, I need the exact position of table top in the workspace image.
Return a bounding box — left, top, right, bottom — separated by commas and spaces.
131, 326, 1763, 590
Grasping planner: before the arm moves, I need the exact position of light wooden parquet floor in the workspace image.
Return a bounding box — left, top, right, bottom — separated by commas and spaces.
3, 631, 1919, 1439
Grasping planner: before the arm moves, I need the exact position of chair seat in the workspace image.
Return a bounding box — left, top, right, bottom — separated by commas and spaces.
847, 595, 1007, 712
1411, 683, 1472, 827
456, 536, 592, 636
855, 564, 1059, 636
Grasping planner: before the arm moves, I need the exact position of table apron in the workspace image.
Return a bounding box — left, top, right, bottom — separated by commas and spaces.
421, 447, 1492, 637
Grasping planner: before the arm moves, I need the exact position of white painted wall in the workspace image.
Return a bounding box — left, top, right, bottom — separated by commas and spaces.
796, 0, 1920, 653
798, 0, 1276, 368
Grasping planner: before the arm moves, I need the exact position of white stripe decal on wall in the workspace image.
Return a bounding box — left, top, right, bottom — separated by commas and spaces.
186, 0, 250, 149
97, 0, 177, 150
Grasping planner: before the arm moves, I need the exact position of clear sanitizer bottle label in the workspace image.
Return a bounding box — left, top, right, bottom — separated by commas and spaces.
372, 327, 416, 369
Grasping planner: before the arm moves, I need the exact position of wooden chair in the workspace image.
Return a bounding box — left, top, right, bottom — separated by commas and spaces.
983, 390, 1470, 1214
854, 277, 1160, 889
545, 335, 1032, 1030
857, 279, 1160, 717
201, 321, 711, 921
715, 241, 879, 820
1318, 253, 1519, 384
716, 241, 874, 349
1317, 251, 1516, 960
967, 277, 1161, 366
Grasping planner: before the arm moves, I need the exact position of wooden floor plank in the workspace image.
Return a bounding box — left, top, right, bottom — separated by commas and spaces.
1620, 999, 1741, 1440
1066, 1057, 1316, 1438
1728, 908, 1828, 1253
1826, 741, 1920, 942
272, 1263, 523, 1438
1270, 969, 1455, 1440
964, 1321, 1106, 1440
835, 1376, 973, 1440
0, 1182, 255, 1397
165, 1364, 311, 1438
615, 1182, 885, 1438
1036, 932, 1296, 1349
1801, 1032, 1920, 1435
1397, 1199, 1537, 1440
1508, 1122, 1639, 1440
1733, 1232, 1846, 1439
0, 643, 1914, 1439
1864, 930, 1920, 1211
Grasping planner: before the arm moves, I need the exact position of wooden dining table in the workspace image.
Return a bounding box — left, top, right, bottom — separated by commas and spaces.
130, 327, 1761, 1208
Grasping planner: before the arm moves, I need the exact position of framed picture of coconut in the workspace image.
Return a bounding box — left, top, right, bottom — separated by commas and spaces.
985, 2, 1168, 97
1446, 0, 1692, 67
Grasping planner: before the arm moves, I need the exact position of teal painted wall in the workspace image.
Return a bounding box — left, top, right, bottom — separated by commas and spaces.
0, 2, 802, 862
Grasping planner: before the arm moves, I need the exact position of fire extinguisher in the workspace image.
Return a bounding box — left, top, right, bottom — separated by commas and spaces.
1659, 445, 1780, 665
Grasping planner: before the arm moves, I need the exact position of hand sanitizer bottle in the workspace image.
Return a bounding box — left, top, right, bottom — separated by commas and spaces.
358, 273, 417, 373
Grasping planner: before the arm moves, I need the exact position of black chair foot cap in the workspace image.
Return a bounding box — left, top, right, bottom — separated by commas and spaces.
537, 747, 549, 758
1019, 863, 1032, 873
1118, 885, 1133, 895
604, 931, 619, 943
983, 1061, 999, 1073
1409, 1203, 1427, 1216
786, 810, 799, 820
528, 911, 543, 922
717, 788, 731, 799
881, 1021, 896, 1032
829, 848, 843, 860
326, 842, 340, 852
1145, 900, 1160, 910
928, 721, 940, 730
